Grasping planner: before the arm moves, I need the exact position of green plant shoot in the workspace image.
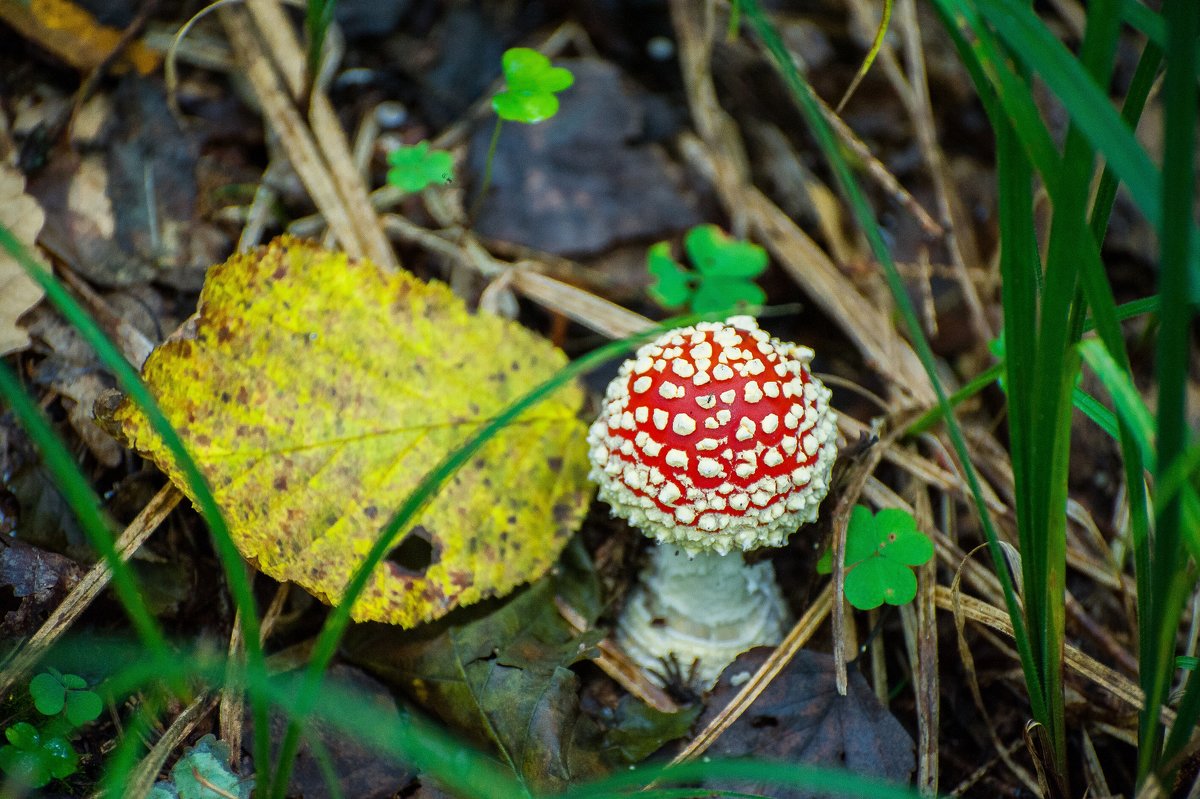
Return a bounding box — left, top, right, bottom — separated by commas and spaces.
491, 47, 575, 123
386, 141, 455, 194
471, 48, 575, 222
647, 224, 768, 313
818, 506, 934, 610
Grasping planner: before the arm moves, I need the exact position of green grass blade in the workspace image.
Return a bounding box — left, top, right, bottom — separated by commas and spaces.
930, 1, 1175, 774
1023, 0, 1122, 766
1076, 32, 1160, 774
740, 0, 1046, 733
1119, 0, 1200, 79
995, 106, 1054, 748
1072, 388, 1118, 440
557, 759, 923, 799
0, 224, 276, 793
82, 639, 531, 799
906, 297, 1158, 437
1088, 40, 1161, 247
978, 0, 1200, 297
979, 0, 1157, 218
1078, 341, 1156, 474
1157, 441, 1200, 515
0, 364, 167, 657
1150, 0, 1199, 779
268, 314, 710, 798
305, 0, 337, 87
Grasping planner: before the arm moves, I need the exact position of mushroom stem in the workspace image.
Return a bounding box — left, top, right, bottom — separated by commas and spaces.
617, 544, 790, 689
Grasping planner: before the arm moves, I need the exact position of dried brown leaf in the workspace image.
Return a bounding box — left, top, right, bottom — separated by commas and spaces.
0, 164, 48, 355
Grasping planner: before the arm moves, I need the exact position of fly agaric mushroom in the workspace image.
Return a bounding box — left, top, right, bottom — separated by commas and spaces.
587, 316, 837, 688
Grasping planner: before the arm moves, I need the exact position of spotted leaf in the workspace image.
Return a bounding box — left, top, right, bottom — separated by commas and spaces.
105, 237, 591, 626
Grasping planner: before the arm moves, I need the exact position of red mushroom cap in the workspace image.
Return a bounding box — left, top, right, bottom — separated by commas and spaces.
588, 316, 838, 554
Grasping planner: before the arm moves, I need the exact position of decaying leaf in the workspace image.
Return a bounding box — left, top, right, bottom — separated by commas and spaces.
0, 164, 49, 356
697, 648, 915, 798
601, 695, 700, 764
0, 0, 159, 75
0, 538, 84, 636
25, 306, 123, 467
105, 237, 592, 626
344, 544, 607, 795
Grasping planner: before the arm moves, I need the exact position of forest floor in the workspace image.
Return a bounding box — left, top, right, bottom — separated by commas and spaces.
0, 0, 1169, 797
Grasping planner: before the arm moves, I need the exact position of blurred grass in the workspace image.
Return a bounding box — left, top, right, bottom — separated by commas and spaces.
0, 362, 165, 657
0, 224, 277, 793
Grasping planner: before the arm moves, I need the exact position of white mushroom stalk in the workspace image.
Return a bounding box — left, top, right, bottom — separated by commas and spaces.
588, 316, 837, 689
617, 546, 789, 689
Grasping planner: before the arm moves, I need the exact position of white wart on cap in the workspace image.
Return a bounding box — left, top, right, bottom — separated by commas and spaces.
587, 316, 838, 554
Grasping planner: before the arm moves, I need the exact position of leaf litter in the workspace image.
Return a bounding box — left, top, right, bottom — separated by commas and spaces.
344, 540, 699, 794
697, 648, 915, 799
0, 163, 48, 356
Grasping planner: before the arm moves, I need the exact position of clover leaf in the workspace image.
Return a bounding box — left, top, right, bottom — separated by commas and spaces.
685, 224, 768, 278
646, 224, 768, 314
386, 141, 454, 194
29, 668, 102, 726
0, 722, 77, 788
646, 242, 693, 308
817, 505, 934, 610
492, 47, 574, 124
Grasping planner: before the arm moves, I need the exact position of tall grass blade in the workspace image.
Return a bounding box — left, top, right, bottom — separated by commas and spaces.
738, 0, 1046, 734
556, 759, 923, 799
994, 102, 1049, 741
82, 639, 531, 799
305, 0, 337, 87
1022, 0, 1122, 770
978, 0, 1200, 297
268, 315, 708, 797
0, 365, 166, 657
0, 225, 276, 792
1150, 0, 1198, 780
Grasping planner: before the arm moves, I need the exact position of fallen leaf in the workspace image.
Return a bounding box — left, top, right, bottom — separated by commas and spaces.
0, 0, 159, 75
601, 695, 700, 764
24, 307, 123, 467
345, 540, 608, 795
105, 237, 592, 626
0, 538, 84, 637
6, 465, 88, 559
697, 649, 915, 798
29, 79, 217, 290
0, 164, 49, 356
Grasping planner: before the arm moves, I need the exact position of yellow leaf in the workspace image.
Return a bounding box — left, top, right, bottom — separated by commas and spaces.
108, 237, 592, 626
0, 0, 160, 75
0, 164, 48, 356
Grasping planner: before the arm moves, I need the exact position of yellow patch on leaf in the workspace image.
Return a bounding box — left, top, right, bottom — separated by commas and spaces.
108, 237, 592, 626
0, 0, 159, 75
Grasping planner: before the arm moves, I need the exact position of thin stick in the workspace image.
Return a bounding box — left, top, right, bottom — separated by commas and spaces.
554, 597, 679, 714
671, 584, 833, 763
0, 485, 181, 698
